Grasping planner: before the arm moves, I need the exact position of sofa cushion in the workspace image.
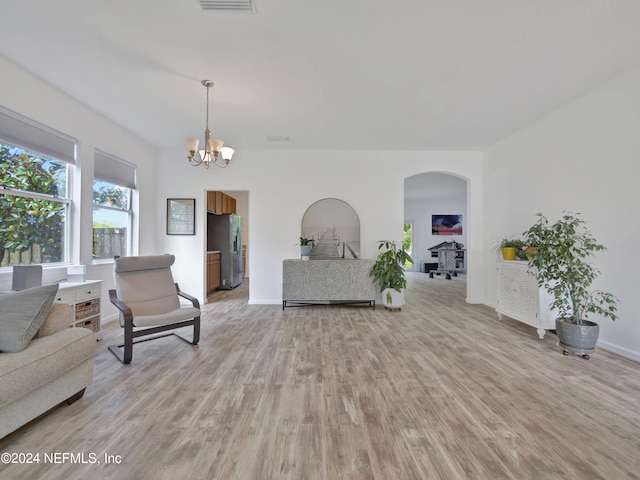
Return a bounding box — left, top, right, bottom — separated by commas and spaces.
0, 327, 96, 408
0, 284, 59, 353
35, 303, 74, 339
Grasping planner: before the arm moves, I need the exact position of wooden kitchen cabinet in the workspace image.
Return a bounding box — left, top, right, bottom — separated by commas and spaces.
207, 252, 221, 292
207, 191, 215, 212
207, 191, 236, 214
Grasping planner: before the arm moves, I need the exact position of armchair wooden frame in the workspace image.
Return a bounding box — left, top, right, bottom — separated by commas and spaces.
108, 284, 200, 365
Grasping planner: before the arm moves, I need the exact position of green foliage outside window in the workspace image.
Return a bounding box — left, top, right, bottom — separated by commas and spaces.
93, 181, 129, 209
0, 144, 67, 266
92, 180, 131, 260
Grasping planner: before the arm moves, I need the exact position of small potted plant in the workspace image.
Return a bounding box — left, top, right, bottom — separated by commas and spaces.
522, 212, 619, 358
369, 240, 413, 309
492, 237, 524, 260
297, 236, 315, 257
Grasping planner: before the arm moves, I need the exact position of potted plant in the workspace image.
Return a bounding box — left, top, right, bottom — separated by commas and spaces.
492, 237, 524, 261
369, 240, 413, 309
297, 236, 314, 257
522, 212, 619, 358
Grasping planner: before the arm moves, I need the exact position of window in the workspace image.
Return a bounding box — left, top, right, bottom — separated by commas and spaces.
0, 142, 70, 266
93, 180, 131, 260
92, 149, 136, 261
403, 222, 413, 269
1, 106, 75, 268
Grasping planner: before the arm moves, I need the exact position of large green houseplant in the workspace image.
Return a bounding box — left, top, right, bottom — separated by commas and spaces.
522, 212, 619, 357
369, 240, 413, 309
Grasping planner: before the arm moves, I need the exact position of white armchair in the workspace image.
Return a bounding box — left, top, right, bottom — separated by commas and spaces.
108, 255, 200, 364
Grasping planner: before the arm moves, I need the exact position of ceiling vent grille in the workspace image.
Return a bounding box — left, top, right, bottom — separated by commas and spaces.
197, 0, 255, 12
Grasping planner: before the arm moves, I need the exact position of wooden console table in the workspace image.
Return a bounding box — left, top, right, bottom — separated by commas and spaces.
282, 259, 376, 309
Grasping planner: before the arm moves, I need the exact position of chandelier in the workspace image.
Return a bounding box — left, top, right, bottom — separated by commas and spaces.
184, 80, 234, 168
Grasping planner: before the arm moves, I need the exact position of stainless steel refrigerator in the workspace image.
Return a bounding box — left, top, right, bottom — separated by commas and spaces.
207, 213, 243, 289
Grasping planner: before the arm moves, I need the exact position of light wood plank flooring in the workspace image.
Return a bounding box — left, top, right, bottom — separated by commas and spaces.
1, 273, 639, 479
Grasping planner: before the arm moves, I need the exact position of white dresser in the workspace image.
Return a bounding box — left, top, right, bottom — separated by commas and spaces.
496, 261, 554, 339
53, 280, 103, 340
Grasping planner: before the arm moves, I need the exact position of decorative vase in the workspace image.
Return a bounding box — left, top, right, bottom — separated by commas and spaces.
381, 288, 405, 310
300, 245, 312, 257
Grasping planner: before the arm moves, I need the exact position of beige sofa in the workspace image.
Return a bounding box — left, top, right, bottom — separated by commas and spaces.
0, 303, 96, 439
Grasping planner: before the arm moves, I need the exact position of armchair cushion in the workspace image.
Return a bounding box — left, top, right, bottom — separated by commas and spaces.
0, 284, 58, 353
114, 255, 180, 319
133, 306, 202, 327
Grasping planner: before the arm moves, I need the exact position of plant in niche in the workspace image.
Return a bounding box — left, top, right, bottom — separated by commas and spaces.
297, 236, 315, 246
522, 212, 619, 325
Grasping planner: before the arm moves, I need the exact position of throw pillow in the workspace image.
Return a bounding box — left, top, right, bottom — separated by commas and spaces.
0, 284, 59, 353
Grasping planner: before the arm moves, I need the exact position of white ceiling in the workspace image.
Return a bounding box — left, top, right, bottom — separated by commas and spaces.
1, 0, 640, 153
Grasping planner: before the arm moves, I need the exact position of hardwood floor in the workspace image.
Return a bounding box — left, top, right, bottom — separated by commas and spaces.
2, 273, 640, 479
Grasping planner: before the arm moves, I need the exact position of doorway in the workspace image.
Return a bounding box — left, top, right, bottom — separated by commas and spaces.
204, 190, 249, 302
404, 172, 468, 273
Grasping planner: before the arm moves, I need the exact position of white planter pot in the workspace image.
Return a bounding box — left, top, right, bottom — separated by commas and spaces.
381, 288, 405, 309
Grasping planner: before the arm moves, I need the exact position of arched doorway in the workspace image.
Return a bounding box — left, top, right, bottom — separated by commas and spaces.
404, 172, 469, 287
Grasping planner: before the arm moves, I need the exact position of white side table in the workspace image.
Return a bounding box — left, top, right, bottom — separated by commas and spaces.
54, 280, 103, 340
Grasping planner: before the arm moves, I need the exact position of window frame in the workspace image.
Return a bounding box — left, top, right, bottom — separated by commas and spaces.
0, 145, 72, 269
92, 179, 133, 263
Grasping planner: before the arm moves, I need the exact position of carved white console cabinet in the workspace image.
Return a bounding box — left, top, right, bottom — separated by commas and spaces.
283, 259, 376, 309
496, 260, 554, 339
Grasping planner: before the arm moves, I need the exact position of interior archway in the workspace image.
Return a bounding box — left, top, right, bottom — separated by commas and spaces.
404, 171, 469, 287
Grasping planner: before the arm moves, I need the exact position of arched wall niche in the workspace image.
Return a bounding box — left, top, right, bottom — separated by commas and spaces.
301, 198, 360, 259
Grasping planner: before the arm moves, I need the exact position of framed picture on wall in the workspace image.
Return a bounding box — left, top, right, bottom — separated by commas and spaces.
432, 214, 462, 235
167, 198, 195, 235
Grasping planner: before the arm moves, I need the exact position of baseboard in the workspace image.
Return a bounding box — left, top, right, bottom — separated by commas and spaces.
248, 299, 281, 305
479, 300, 498, 309
597, 339, 640, 363
466, 298, 487, 305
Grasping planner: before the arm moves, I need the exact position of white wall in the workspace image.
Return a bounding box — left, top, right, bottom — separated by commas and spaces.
483, 66, 640, 361
0, 56, 159, 322
157, 149, 484, 305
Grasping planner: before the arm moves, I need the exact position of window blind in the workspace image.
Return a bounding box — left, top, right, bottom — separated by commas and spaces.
0, 105, 76, 164
94, 148, 137, 189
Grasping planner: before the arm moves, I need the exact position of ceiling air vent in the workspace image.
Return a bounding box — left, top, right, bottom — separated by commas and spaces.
197, 0, 256, 12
